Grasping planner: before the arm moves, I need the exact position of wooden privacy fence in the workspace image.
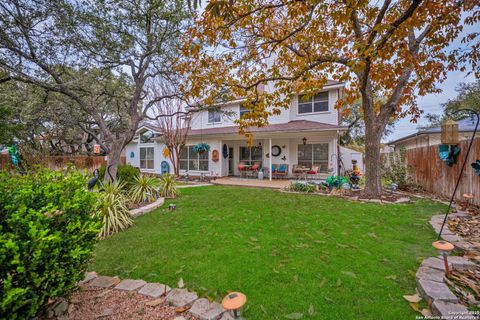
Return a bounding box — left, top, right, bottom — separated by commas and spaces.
404, 138, 480, 206
0, 155, 126, 172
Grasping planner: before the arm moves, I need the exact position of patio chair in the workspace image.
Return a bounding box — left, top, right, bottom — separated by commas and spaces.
238, 162, 247, 178
292, 164, 302, 179
274, 164, 288, 179
307, 165, 320, 180
247, 162, 261, 178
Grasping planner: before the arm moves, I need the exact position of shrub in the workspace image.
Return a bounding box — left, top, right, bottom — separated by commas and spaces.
97, 164, 139, 189
381, 147, 412, 190
0, 169, 100, 319
97, 180, 133, 238
289, 182, 316, 193
130, 175, 160, 203
158, 174, 179, 198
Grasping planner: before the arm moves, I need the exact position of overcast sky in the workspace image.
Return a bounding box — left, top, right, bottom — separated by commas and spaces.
383, 21, 479, 143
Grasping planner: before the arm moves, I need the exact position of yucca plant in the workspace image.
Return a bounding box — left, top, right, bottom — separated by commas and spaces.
158, 173, 179, 198
130, 174, 159, 203
97, 180, 133, 238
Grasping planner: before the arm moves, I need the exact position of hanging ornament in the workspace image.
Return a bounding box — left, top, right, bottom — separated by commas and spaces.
163, 147, 170, 158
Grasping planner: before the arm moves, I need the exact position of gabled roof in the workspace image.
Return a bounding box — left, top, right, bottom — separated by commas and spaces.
388, 117, 478, 145
188, 120, 346, 136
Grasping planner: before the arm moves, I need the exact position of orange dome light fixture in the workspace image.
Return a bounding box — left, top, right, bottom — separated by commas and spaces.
432, 240, 455, 276
222, 292, 246, 319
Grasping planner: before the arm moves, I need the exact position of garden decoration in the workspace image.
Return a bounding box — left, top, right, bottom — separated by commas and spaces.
472, 160, 480, 176
432, 240, 455, 276
212, 149, 219, 162
437, 109, 479, 239
161, 161, 170, 175
325, 175, 349, 189
222, 144, 229, 158
7, 145, 25, 174
184, 172, 189, 183
222, 292, 246, 319
460, 193, 474, 211
192, 142, 210, 154
168, 204, 176, 211
87, 169, 103, 190
130, 151, 135, 158
349, 160, 361, 189
438, 144, 461, 167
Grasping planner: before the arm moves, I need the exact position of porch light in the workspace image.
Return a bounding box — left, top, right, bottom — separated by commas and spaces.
441, 119, 459, 145
432, 240, 454, 276
222, 292, 246, 319
302, 137, 307, 145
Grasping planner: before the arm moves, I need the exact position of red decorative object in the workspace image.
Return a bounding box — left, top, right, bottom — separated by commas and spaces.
93, 144, 101, 154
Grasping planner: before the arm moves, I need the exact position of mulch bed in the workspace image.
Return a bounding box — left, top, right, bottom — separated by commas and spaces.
67, 285, 199, 320
445, 266, 480, 310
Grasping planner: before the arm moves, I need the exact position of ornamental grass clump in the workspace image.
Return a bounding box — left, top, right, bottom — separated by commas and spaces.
158, 173, 179, 198
97, 180, 133, 238
0, 168, 100, 319
130, 174, 160, 203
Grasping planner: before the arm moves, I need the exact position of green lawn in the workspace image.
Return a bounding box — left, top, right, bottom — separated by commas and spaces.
92, 186, 444, 319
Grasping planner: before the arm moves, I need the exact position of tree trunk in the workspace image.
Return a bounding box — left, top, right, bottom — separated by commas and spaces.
365, 119, 385, 196
104, 141, 124, 182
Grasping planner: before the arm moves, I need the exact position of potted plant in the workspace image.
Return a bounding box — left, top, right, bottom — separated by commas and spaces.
192, 142, 210, 154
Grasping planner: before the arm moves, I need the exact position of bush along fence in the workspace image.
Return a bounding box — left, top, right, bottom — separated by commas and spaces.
403, 138, 480, 206
0, 154, 126, 172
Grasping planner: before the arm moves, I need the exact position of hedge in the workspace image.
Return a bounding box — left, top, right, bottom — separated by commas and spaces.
0, 168, 100, 319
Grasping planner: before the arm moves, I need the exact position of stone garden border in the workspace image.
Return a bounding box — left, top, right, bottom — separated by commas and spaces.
76, 272, 235, 320
129, 197, 165, 218
279, 189, 412, 204
411, 211, 478, 319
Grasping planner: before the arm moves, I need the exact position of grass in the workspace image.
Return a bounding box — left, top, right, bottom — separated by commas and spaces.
92, 186, 444, 319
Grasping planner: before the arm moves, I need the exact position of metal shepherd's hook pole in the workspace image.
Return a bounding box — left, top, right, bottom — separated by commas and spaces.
438, 109, 479, 239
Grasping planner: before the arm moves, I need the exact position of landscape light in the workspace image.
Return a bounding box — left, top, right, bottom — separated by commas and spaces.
432, 240, 454, 276
222, 292, 246, 319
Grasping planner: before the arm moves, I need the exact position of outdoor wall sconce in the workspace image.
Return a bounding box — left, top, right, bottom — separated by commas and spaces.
437, 109, 479, 238
441, 119, 459, 145
432, 240, 454, 276
302, 137, 307, 145
222, 292, 246, 319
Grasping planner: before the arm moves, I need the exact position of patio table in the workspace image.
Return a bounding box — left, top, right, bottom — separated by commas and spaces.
297, 167, 310, 181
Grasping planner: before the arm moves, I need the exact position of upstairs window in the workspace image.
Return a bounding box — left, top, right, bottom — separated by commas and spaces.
140, 130, 154, 143
208, 108, 221, 123
239, 104, 250, 117
298, 92, 329, 114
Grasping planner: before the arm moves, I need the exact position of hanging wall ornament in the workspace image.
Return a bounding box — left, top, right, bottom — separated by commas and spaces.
212, 150, 219, 162
163, 147, 170, 158
222, 144, 229, 158
472, 160, 480, 176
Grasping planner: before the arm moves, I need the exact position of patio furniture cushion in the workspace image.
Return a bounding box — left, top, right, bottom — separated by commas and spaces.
251, 164, 260, 171
307, 170, 316, 174
278, 165, 286, 172
271, 164, 276, 172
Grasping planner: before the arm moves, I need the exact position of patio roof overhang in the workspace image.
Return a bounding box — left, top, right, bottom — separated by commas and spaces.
185, 120, 347, 140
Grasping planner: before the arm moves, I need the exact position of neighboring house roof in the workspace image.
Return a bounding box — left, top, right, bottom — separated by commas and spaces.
188, 120, 346, 136
388, 117, 478, 145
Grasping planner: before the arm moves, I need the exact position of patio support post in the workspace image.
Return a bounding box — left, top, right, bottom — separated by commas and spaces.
269, 138, 272, 181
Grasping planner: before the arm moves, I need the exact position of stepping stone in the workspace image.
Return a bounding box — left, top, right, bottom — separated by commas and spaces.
417, 279, 458, 304
139, 283, 171, 298
416, 267, 445, 283
421, 257, 450, 271
79, 271, 98, 284
394, 197, 410, 204
189, 298, 225, 320
90, 276, 120, 288
432, 301, 476, 320
447, 256, 476, 271
442, 234, 463, 243
114, 279, 146, 291
166, 288, 198, 307
220, 312, 235, 320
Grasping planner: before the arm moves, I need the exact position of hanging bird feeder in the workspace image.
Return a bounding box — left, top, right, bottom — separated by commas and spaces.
441, 119, 459, 145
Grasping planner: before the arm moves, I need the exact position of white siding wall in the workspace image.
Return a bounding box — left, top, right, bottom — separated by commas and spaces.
125, 141, 174, 175
189, 89, 341, 130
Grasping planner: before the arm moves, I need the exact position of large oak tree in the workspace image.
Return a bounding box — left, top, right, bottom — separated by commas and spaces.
0, 0, 191, 180
179, 0, 478, 195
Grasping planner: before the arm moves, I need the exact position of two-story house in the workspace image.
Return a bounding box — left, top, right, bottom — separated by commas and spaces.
125, 80, 350, 180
